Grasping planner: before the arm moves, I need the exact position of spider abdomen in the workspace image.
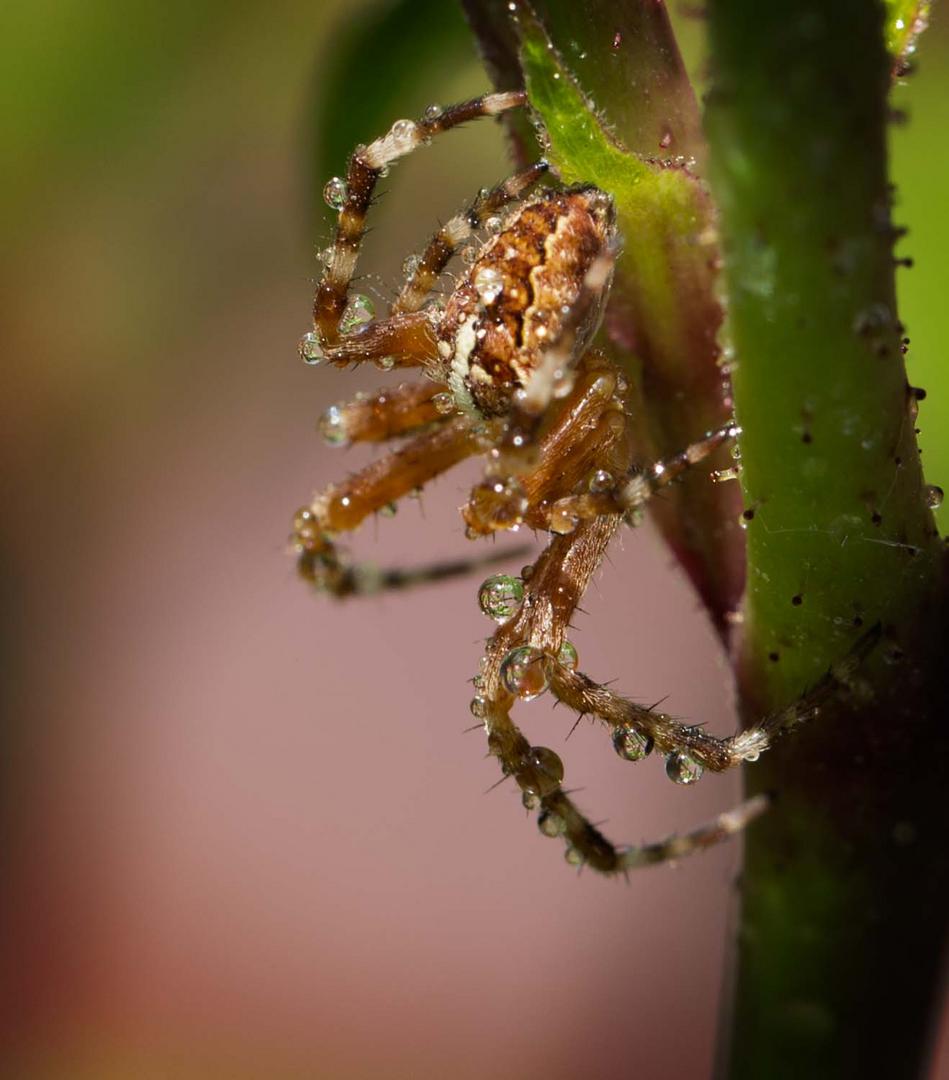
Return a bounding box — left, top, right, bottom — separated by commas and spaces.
438, 187, 615, 417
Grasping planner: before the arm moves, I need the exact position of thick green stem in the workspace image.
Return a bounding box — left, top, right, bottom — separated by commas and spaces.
705, 2, 948, 1076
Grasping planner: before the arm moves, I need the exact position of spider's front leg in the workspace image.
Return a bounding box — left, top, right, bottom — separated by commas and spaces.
475, 518, 768, 874
310, 91, 528, 349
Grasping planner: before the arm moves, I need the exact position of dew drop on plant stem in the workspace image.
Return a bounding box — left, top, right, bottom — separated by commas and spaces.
500, 646, 551, 700
323, 176, 348, 210
923, 484, 944, 509
478, 574, 524, 622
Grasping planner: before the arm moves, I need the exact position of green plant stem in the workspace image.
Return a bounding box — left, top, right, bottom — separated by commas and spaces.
705, 2, 948, 1076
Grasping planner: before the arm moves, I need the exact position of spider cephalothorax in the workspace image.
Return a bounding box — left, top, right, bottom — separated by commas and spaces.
290, 93, 871, 875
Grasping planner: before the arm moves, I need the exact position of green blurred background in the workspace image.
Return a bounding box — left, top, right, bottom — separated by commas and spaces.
2, 2, 946, 1077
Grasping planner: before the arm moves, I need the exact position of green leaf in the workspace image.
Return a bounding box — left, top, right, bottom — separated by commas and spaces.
883, 0, 930, 69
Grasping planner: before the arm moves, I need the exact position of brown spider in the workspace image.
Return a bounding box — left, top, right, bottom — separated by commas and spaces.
289, 92, 872, 875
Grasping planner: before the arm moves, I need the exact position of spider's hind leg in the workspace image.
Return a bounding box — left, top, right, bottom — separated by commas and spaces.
475, 517, 768, 873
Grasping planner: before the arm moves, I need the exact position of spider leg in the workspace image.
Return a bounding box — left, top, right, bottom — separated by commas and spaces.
314, 91, 527, 345
293, 414, 506, 596
317, 380, 450, 447
393, 161, 549, 315
549, 624, 883, 773
474, 518, 768, 873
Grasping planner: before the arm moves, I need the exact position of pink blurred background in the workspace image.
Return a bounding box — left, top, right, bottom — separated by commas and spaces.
3, 3, 947, 1077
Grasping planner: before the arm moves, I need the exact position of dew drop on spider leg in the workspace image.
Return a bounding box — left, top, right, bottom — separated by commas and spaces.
612, 725, 653, 762
422, 104, 442, 122
485, 216, 503, 235
469, 696, 487, 719
318, 404, 347, 446
564, 846, 584, 867
340, 294, 375, 333
389, 118, 419, 153
323, 176, 348, 210
923, 484, 944, 509
473, 265, 504, 304
478, 574, 524, 622
665, 751, 704, 785
537, 809, 566, 837
522, 790, 541, 811
500, 646, 551, 700
556, 640, 579, 671
432, 391, 455, 415
520, 746, 564, 796
299, 331, 324, 366
589, 469, 614, 493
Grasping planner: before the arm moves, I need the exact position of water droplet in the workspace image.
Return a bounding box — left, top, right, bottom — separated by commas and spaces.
549, 502, 580, 535
430, 391, 454, 415
422, 104, 442, 122
522, 746, 563, 796
589, 469, 614, 493
478, 574, 525, 622
665, 751, 704, 785
340, 294, 375, 334
318, 246, 334, 267
743, 750, 761, 763
390, 118, 418, 152
500, 646, 551, 700
564, 846, 584, 867
402, 253, 421, 277
323, 176, 348, 210
538, 809, 565, 837
485, 215, 503, 235
379, 501, 398, 518
299, 330, 324, 366
557, 640, 579, 670
612, 725, 653, 762
318, 404, 347, 445
469, 696, 487, 719
923, 484, 944, 509
374, 355, 395, 371
625, 507, 646, 529
467, 477, 529, 532
522, 790, 541, 811
473, 265, 504, 304
462, 244, 478, 265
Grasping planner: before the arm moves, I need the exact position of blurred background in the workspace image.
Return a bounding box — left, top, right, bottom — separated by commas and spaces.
2, 2, 946, 1077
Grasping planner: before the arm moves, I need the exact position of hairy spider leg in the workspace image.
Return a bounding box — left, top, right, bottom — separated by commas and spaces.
544, 422, 740, 534
313, 91, 527, 346
549, 623, 883, 772
393, 161, 550, 315
317, 381, 451, 447
475, 517, 768, 874
294, 415, 508, 596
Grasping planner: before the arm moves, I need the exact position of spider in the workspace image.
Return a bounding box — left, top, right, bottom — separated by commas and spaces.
289, 91, 873, 875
